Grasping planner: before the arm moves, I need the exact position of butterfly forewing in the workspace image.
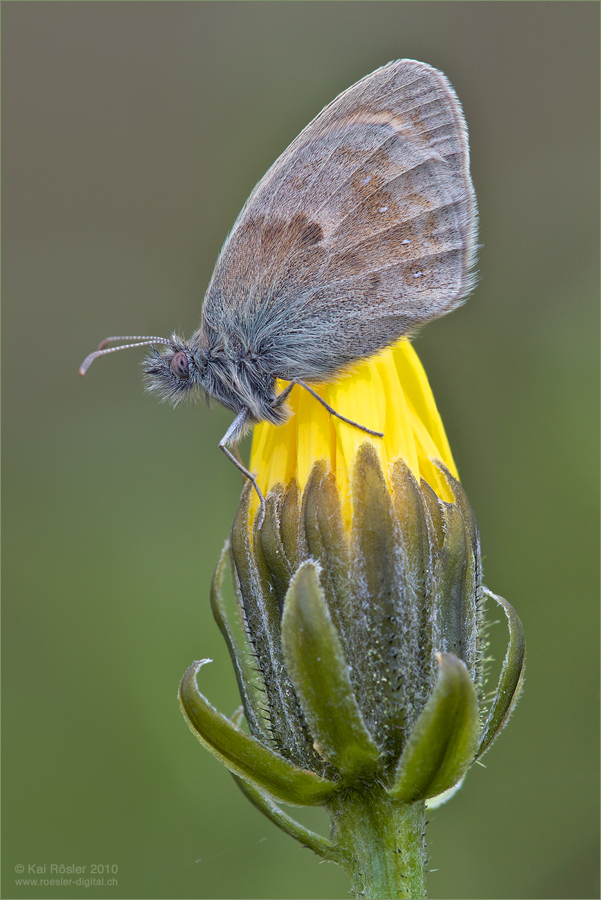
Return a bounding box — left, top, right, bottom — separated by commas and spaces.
202, 59, 477, 381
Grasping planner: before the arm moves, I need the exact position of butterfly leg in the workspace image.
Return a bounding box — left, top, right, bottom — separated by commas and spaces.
271, 381, 296, 409
295, 379, 385, 438
219, 409, 266, 526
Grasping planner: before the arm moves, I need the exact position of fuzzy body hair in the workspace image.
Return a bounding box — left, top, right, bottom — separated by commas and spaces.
144, 60, 477, 434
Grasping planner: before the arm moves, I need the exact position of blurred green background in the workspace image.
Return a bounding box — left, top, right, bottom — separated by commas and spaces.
3, 3, 598, 899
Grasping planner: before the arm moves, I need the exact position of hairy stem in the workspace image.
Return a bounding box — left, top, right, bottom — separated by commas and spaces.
327, 787, 426, 899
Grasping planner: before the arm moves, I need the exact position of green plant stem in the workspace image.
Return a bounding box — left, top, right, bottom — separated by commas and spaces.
327, 786, 426, 899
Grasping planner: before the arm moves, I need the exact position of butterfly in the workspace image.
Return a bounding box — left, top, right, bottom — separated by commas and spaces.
80, 59, 477, 517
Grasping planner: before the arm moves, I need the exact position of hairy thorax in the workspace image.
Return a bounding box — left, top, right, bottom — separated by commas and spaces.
201, 345, 288, 427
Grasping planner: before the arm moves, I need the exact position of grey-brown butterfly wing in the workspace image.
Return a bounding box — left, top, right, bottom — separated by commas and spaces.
201, 59, 477, 382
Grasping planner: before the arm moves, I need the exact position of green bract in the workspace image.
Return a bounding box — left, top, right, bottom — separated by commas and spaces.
179, 445, 525, 898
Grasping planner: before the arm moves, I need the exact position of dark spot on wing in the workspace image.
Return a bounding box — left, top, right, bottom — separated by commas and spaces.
298, 220, 323, 246
256, 214, 323, 255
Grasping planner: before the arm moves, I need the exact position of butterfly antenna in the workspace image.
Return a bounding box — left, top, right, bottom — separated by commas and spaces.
79, 336, 172, 376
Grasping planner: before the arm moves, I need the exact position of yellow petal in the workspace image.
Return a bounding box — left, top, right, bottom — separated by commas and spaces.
250, 339, 457, 524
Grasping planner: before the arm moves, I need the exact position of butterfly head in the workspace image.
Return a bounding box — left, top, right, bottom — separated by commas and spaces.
78, 333, 211, 406
143, 336, 210, 406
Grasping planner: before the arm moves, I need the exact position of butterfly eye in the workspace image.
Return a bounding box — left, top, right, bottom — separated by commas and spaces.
171, 351, 189, 379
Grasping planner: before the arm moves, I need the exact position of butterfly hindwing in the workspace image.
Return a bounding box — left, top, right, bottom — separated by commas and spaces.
201, 60, 477, 381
